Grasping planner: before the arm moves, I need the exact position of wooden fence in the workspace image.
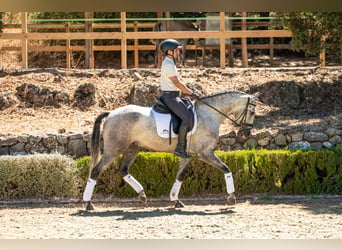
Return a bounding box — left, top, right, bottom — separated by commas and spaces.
0, 12, 324, 69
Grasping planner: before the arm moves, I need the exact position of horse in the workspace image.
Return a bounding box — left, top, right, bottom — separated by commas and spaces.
152, 20, 204, 67
83, 90, 259, 210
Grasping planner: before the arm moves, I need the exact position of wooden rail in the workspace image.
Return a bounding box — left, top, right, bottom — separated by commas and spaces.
1, 12, 317, 69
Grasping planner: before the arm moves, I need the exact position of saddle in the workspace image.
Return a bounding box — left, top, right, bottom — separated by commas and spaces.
152, 96, 196, 143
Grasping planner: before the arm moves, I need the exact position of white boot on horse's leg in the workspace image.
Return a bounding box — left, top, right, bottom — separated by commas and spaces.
224, 173, 236, 205
83, 178, 97, 211
123, 174, 147, 204
170, 179, 184, 208
83, 178, 96, 202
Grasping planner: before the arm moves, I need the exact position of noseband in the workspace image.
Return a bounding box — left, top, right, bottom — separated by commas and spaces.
234, 97, 256, 127
198, 97, 255, 128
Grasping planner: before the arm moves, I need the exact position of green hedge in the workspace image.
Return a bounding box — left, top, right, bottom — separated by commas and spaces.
0, 149, 341, 200
76, 149, 342, 198
0, 154, 81, 199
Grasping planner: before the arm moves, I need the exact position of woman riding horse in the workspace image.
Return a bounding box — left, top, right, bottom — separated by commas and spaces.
159, 39, 200, 158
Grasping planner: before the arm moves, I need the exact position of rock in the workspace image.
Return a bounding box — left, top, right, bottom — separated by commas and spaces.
0, 147, 9, 155
42, 135, 57, 149
329, 135, 341, 145
255, 131, 271, 146
322, 141, 333, 149
57, 134, 68, 144
274, 134, 287, 146
326, 128, 342, 137
68, 139, 88, 157
288, 141, 311, 150
128, 81, 160, 106
16, 83, 70, 107
303, 132, 328, 142
0, 138, 17, 147
257, 81, 302, 108
10, 142, 26, 153
0, 93, 15, 110
311, 142, 322, 150
244, 138, 258, 148
73, 83, 96, 110
290, 132, 304, 142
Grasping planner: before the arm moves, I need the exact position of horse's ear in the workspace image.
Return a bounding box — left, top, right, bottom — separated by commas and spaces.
251, 92, 260, 100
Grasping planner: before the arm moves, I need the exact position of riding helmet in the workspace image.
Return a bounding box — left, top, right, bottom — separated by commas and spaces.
160, 39, 182, 54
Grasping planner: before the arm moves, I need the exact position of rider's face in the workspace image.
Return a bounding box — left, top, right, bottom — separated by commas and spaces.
173, 48, 179, 55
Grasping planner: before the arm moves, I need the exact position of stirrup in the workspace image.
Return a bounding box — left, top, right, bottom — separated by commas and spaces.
174, 150, 191, 159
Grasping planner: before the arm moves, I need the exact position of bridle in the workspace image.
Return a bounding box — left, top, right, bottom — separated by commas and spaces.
197, 97, 256, 128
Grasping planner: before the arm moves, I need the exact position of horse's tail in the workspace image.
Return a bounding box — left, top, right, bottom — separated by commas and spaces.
89, 111, 110, 176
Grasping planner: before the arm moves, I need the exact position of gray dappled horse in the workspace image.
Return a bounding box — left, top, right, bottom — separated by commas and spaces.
83, 90, 259, 210
153, 20, 203, 67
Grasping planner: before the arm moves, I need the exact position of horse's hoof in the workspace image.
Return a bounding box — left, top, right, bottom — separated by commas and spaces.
86, 201, 95, 211
175, 200, 185, 208
138, 191, 147, 204
227, 193, 236, 205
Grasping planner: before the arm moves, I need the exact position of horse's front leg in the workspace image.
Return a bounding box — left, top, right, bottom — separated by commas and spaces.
118, 145, 147, 204
199, 151, 236, 205
170, 157, 192, 208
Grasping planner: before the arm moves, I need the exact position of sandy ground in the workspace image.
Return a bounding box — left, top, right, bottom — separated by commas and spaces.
0, 195, 341, 239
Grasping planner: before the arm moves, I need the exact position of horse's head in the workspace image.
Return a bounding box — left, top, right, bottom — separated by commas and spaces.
234, 92, 259, 137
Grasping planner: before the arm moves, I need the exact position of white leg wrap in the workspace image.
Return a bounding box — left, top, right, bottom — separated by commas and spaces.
123, 174, 144, 193
224, 172, 235, 194
170, 179, 182, 201
83, 178, 96, 202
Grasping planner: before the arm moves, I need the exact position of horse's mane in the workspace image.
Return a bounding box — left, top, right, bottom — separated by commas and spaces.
201, 90, 246, 100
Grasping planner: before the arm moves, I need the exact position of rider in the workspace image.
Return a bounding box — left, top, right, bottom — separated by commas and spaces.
159, 39, 199, 158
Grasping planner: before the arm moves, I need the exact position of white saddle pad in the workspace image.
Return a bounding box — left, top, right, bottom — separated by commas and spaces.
151, 106, 198, 138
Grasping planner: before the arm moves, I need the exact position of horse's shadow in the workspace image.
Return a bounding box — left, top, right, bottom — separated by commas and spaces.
71, 207, 235, 220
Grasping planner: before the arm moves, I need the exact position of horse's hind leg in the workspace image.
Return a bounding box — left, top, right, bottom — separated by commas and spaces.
118, 144, 147, 204
83, 153, 117, 210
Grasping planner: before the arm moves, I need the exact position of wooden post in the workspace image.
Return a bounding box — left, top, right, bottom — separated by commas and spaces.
270, 37, 274, 64
85, 12, 94, 69
21, 12, 28, 68
227, 12, 234, 67
241, 12, 248, 67
319, 35, 326, 67
157, 12, 163, 67
133, 21, 139, 68
66, 22, 71, 69
121, 12, 127, 69
165, 12, 171, 30
340, 42, 342, 65
219, 12, 226, 68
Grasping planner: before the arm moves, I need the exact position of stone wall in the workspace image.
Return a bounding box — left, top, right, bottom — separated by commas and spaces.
219, 126, 342, 151
1, 126, 341, 158
0, 132, 91, 158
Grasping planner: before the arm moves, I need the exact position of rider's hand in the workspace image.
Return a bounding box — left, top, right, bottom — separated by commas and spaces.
191, 91, 202, 100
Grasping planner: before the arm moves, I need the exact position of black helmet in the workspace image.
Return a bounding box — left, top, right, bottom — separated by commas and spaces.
160, 39, 182, 54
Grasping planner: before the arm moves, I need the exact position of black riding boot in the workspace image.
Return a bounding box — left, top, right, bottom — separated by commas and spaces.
174, 124, 191, 158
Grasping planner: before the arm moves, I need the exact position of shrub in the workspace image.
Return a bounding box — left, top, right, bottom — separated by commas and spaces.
76, 149, 342, 198
0, 154, 81, 199
0, 149, 341, 200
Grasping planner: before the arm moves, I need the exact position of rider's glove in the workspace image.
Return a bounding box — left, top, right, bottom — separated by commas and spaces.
191, 91, 202, 100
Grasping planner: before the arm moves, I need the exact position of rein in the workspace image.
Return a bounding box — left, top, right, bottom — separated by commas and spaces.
197, 97, 254, 127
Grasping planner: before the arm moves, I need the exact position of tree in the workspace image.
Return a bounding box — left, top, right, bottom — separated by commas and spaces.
272, 12, 342, 56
